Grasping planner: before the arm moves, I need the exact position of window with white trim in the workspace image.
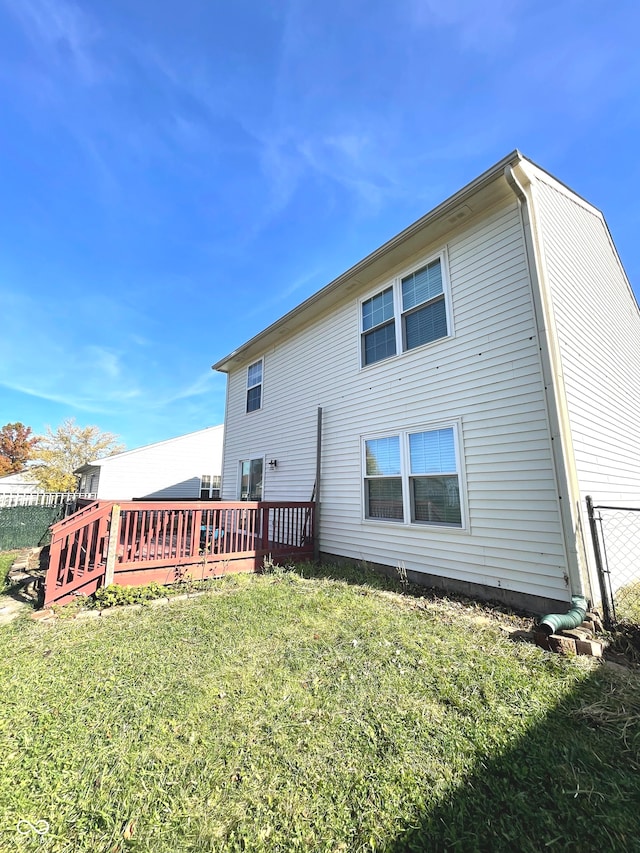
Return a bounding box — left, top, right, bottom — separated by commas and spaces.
200, 474, 221, 500
363, 424, 463, 527
361, 255, 450, 367
246, 359, 263, 412
239, 458, 263, 501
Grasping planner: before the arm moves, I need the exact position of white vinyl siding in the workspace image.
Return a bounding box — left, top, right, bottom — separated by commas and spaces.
221, 200, 569, 604
530, 170, 640, 597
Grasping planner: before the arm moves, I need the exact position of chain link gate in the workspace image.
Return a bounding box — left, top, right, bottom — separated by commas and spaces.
586, 496, 640, 629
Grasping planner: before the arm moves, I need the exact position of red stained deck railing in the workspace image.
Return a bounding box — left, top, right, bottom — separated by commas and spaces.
43, 500, 315, 607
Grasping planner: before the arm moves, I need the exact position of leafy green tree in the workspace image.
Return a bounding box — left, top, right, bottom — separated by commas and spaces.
0, 422, 39, 476
31, 419, 125, 492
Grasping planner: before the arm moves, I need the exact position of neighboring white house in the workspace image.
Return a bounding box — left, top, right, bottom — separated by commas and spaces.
0, 471, 41, 495
75, 425, 224, 501
212, 151, 640, 614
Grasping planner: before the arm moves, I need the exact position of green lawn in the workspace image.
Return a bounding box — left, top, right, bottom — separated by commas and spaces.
0, 565, 638, 852
0, 550, 19, 590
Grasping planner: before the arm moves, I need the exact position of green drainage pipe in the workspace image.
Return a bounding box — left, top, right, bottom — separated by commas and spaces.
539, 595, 588, 636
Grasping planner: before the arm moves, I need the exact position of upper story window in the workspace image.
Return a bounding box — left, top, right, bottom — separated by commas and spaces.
361, 254, 450, 367
246, 359, 263, 412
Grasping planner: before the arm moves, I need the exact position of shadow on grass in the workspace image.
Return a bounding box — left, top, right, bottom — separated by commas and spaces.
294, 561, 640, 851
386, 665, 639, 852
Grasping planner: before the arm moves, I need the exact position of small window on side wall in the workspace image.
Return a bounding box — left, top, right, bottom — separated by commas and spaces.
246, 359, 263, 412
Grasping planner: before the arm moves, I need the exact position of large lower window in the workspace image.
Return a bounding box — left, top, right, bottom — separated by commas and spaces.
364, 435, 403, 519
363, 424, 463, 527
239, 458, 263, 501
361, 254, 450, 367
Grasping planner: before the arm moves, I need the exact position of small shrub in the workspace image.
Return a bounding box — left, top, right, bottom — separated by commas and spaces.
93, 582, 167, 609
615, 580, 640, 624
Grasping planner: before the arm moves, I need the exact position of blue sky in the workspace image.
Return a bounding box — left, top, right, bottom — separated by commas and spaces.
1, 0, 639, 451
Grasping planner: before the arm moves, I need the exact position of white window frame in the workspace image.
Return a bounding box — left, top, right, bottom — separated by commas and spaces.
200, 474, 221, 500
246, 359, 263, 413
359, 250, 453, 369
361, 419, 467, 530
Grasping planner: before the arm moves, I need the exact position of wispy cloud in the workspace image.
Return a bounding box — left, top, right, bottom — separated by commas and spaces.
5, 0, 105, 85
162, 371, 224, 405
406, 0, 523, 51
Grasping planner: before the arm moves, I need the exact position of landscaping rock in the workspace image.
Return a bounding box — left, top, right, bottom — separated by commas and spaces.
559, 627, 593, 641
585, 611, 604, 632
73, 610, 102, 621
534, 630, 577, 655
31, 608, 55, 622
144, 597, 170, 608
99, 604, 143, 617
575, 638, 606, 658
548, 634, 577, 655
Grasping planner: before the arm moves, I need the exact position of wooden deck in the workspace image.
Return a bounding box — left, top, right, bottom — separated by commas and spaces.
43, 500, 315, 606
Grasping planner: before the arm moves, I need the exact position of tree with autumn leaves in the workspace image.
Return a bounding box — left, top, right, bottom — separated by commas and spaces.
0, 419, 124, 491
0, 422, 40, 476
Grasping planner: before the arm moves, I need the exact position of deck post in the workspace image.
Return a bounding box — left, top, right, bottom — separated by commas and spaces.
260, 503, 270, 554
314, 407, 322, 562
104, 504, 121, 587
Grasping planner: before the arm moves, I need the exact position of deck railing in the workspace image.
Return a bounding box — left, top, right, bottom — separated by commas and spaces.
43, 500, 315, 607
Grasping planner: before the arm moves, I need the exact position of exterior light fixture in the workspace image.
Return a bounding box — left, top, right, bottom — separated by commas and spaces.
268, 459, 278, 470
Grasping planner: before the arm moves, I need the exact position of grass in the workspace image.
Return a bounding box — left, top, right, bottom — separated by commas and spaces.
0, 550, 19, 590
615, 580, 640, 624
0, 563, 639, 852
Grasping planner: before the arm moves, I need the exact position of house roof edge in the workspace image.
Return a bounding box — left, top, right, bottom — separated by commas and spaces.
212, 149, 524, 373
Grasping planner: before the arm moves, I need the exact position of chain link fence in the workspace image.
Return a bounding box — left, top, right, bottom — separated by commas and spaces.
586, 497, 640, 629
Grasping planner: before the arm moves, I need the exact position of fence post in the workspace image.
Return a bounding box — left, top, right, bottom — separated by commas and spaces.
104, 504, 121, 587
586, 496, 614, 628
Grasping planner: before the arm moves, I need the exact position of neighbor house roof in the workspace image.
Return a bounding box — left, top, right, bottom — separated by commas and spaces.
74, 425, 224, 475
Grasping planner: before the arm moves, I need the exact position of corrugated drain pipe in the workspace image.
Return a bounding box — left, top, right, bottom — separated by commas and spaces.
538, 595, 588, 636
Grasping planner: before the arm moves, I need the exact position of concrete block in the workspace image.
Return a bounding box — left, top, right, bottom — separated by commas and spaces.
585, 612, 604, 632
548, 634, 577, 656
575, 638, 606, 658
534, 630, 551, 651
144, 597, 170, 608
31, 609, 55, 622
73, 610, 102, 621
99, 604, 143, 616
559, 627, 593, 641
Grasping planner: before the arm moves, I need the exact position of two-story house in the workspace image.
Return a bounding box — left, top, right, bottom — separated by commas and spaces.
212, 151, 640, 614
